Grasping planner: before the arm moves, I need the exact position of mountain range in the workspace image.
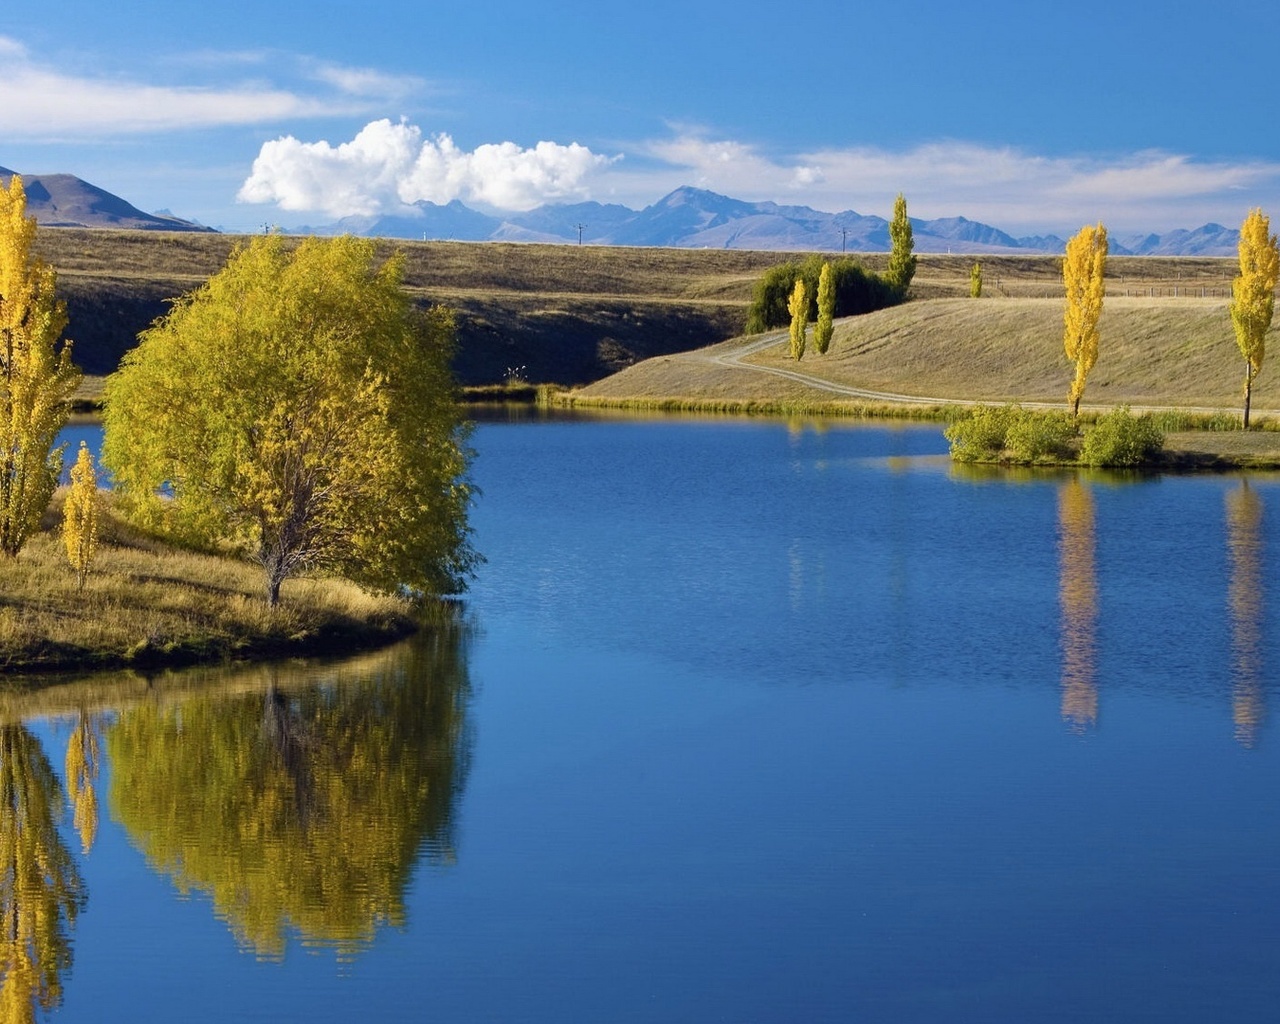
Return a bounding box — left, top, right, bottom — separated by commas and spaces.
0, 166, 1242, 256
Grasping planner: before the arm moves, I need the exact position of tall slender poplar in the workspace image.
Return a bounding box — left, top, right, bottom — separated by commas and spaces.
788, 279, 808, 360
1229, 208, 1279, 428
1062, 223, 1108, 418
62, 442, 99, 591
814, 262, 835, 354
0, 175, 81, 556
886, 193, 916, 294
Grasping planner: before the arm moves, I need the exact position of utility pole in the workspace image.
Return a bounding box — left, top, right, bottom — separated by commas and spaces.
841, 227, 847, 253
576, 223, 587, 245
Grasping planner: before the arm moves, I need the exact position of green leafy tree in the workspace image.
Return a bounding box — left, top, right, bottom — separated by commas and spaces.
788, 278, 808, 360
1063, 223, 1108, 418
886, 193, 917, 294
0, 176, 81, 557
813, 262, 835, 354
108, 631, 472, 959
103, 235, 479, 606
970, 262, 982, 298
1229, 208, 1279, 428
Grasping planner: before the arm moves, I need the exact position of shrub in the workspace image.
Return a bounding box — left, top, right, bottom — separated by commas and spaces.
1005, 411, 1077, 462
946, 405, 1078, 464
944, 405, 1022, 462
1079, 406, 1164, 467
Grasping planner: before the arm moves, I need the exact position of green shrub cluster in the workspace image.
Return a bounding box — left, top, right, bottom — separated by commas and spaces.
945, 405, 1076, 463
946, 404, 1165, 467
1078, 406, 1165, 467
744, 255, 901, 334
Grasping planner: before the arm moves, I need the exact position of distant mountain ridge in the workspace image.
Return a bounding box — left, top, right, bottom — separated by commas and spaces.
0, 165, 1243, 255
311, 186, 1243, 257
0, 166, 213, 232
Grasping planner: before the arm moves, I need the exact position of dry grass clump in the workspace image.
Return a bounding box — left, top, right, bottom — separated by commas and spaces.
0, 492, 419, 673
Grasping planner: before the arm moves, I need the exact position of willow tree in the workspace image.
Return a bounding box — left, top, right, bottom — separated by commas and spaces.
886, 193, 916, 295
0, 176, 81, 557
1063, 223, 1108, 418
103, 235, 478, 606
813, 261, 835, 355
1229, 208, 1279, 428
788, 278, 808, 360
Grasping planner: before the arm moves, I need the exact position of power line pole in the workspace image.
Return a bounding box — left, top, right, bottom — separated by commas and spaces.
576, 223, 587, 245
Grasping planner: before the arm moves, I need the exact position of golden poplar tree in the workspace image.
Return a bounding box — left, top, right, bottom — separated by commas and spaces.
970, 262, 982, 298
1229, 208, 1279, 428
1062, 223, 1108, 418
0, 176, 80, 557
61, 442, 99, 591
813, 261, 834, 355
787, 278, 808, 360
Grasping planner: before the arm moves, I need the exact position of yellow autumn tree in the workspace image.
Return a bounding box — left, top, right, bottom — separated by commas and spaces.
788, 278, 808, 360
1062, 223, 1108, 418
1229, 208, 1279, 428
61, 443, 99, 591
0, 176, 81, 557
103, 235, 478, 606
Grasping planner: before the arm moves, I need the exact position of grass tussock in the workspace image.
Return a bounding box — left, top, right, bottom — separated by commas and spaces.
0, 491, 421, 674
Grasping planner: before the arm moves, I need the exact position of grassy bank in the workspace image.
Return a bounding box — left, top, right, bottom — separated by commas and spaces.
0, 492, 424, 675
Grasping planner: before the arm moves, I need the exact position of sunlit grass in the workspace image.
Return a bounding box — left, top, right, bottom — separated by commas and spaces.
0, 492, 420, 673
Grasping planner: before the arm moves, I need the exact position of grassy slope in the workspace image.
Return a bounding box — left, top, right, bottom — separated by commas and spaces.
1, 493, 420, 674
576, 290, 1274, 414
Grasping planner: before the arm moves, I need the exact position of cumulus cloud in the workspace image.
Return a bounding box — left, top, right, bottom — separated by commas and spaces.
238, 119, 619, 216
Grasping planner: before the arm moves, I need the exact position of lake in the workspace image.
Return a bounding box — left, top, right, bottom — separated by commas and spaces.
14, 414, 1280, 1022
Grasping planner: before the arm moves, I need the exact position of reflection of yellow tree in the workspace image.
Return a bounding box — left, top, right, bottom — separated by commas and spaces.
63, 713, 100, 855
108, 629, 471, 960
0, 725, 86, 1024
1226, 481, 1265, 747
1058, 477, 1098, 729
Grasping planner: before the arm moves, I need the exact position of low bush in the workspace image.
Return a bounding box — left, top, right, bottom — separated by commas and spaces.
1005, 411, 1077, 462
1079, 406, 1164, 467
944, 405, 1023, 462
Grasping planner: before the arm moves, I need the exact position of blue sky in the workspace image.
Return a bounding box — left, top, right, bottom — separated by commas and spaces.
3, 0, 1278, 235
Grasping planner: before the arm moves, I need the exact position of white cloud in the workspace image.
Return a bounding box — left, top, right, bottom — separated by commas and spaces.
239, 119, 618, 216
303, 60, 424, 99
624, 132, 1280, 233
0, 36, 395, 136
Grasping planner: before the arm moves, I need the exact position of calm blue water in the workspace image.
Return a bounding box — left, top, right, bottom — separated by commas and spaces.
20, 416, 1280, 1022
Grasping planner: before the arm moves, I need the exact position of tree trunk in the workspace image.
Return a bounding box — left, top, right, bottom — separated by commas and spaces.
1243, 368, 1253, 430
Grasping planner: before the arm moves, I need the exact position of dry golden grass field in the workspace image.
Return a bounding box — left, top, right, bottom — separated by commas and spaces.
36, 228, 1256, 398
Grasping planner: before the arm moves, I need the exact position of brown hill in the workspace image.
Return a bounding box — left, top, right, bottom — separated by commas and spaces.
0, 167, 212, 232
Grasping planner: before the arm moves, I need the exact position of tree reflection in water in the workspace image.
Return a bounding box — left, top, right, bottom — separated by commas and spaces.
108, 628, 472, 960
0, 724, 86, 1024
1057, 477, 1098, 730
1225, 481, 1265, 747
